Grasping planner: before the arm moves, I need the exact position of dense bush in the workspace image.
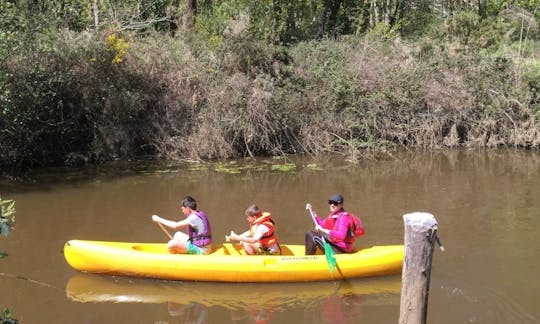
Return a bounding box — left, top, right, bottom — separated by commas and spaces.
0, 3, 539, 171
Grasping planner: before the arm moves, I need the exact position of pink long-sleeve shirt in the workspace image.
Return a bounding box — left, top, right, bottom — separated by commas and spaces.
314, 209, 355, 252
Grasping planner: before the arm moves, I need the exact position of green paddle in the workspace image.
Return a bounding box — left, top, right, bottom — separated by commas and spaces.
307, 206, 337, 278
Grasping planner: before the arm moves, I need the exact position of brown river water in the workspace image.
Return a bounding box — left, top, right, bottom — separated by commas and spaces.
1, 150, 539, 323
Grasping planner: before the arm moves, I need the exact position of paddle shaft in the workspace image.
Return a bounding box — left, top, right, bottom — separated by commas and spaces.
307, 206, 320, 228
308, 206, 329, 239
157, 222, 173, 240
307, 205, 337, 278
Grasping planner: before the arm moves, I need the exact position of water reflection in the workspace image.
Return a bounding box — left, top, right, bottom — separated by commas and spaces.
159, 302, 208, 324
66, 273, 401, 323
303, 294, 364, 324
230, 305, 276, 324
66, 273, 401, 305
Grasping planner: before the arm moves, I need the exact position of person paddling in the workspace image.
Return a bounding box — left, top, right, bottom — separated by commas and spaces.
226, 204, 280, 255
152, 196, 212, 254
305, 194, 364, 255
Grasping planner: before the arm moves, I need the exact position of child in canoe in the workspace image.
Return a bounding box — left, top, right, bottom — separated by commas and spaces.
152, 196, 212, 254
226, 204, 280, 255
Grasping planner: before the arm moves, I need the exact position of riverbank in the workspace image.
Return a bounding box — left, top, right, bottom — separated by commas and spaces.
1, 5, 539, 172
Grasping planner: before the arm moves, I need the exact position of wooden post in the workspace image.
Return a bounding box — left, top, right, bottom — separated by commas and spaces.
399, 212, 439, 324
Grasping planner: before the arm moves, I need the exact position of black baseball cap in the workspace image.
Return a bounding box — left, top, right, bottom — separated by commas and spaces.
328, 194, 344, 204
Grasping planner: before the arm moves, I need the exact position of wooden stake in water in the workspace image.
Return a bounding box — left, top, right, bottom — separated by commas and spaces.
399, 212, 441, 324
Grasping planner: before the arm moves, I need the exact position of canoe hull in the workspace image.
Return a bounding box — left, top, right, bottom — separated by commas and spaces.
63, 240, 403, 282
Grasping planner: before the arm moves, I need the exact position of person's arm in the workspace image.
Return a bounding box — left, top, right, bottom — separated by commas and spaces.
152, 214, 189, 230
315, 223, 330, 237
314, 213, 334, 233
230, 224, 270, 243
228, 230, 252, 242
327, 215, 350, 241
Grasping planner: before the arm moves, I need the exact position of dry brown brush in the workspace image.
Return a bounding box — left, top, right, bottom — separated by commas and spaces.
1, 17, 539, 171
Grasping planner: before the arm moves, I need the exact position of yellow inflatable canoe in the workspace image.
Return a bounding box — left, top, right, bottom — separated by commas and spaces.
63, 240, 403, 282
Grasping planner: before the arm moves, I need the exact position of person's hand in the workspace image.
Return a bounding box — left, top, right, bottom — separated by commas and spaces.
225, 231, 235, 242
152, 215, 160, 222
229, 231, 237, 241
306, 203, 312, 210
315, 224, 323, 232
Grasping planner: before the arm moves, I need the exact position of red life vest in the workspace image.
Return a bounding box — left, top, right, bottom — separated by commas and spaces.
249, 212, 278, 248
331, 211, 364, 245
345, 212, 364, 238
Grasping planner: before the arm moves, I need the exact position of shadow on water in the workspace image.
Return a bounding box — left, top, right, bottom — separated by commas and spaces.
0, 160, 183, 193
3, 149, 539, 193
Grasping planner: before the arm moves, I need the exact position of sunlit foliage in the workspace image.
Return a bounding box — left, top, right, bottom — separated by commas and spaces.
107, 33, 130, 63
0, 308, 19, 324
0, 1, 538, 170
0, 196, 15, 237
0, 198, 17, 322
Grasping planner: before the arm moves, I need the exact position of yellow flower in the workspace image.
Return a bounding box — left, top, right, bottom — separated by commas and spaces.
107, 33, 129, 64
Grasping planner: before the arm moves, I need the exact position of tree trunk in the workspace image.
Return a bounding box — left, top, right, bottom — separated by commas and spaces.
477, 0, 486, 18
328, 0, 343, 32
383, 0, 391, 25
370, 1, 379, 29
183, 0, 197, 31
317, 0, 331, 39
92, 0, 99, 30
392, 0, 406, 29
169, 0, 181, 37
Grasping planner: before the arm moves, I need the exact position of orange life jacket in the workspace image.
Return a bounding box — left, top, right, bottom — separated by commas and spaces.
249, 212, 278, 248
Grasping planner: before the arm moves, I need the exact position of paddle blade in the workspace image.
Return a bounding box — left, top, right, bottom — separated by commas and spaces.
322, 239, 337, 277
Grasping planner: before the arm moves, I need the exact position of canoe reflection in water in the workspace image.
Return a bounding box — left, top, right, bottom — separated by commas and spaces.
230, 306, 274, 324
161, 295, 360, 324
66, 273, 401, 323
162, 301, 208, 324
303, 293, 364, 324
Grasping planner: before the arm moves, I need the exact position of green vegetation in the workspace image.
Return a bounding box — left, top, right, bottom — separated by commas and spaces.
1, 196, 17, 323
1, 309, 18, 324
271, 163, 296, 172
0, 196, 15, 240
1, 195, 15, 258
306, 163, 323, 171
1, 1, 539, 171
215, 162, 242, 174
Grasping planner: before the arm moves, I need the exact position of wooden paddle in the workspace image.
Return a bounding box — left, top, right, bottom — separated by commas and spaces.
156, 221, 173, 240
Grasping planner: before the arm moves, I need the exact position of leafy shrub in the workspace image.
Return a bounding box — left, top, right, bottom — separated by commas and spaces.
0, 197, 15, 238
0, 308, 19, 324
